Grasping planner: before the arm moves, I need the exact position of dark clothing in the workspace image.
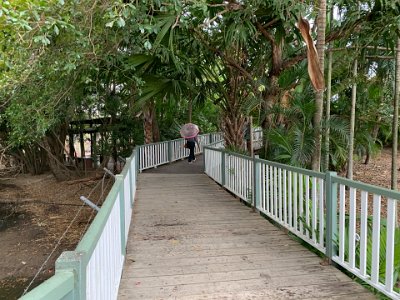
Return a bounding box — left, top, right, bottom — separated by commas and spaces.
186, 140, 196, 162
185, 136, 199, 162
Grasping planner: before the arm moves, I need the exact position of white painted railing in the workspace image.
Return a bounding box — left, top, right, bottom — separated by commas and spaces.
21, 150, 137, 300
204, 145, 400, 300
138, 141, 169, 170
331, 177, 400, 300
22, 132, 222, 300
257, 160, 327, 253
225, 153, 253, 202
138, 133, 223, 171
204, 147, 223, 184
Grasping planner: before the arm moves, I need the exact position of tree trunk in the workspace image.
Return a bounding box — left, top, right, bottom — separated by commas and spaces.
152, 109, 160, 143
347, 58, 358, 180
311, 0, 326, 172
392, 38, 400, 226
222, 113, 246, 150
14, 144, 49, 175
258, 30, 284, 157
324, 49, 333, 171
143, 103, 154, 144
188, 97, 193, 123
41, 124, 74, 180
365, 115, 381, 164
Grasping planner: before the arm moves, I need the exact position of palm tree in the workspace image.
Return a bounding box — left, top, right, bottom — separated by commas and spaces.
311, 0, 327, 172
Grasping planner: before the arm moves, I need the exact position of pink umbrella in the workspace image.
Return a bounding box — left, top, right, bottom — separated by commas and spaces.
180, 123, 199, 139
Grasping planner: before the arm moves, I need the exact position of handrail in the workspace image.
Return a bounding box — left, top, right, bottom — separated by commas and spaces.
137, 132, 223, 171
20, 132, 223, 300
203, 145, 400, 300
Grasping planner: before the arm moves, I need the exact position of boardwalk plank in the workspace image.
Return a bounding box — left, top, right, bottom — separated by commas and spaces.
118, 160, 375, 299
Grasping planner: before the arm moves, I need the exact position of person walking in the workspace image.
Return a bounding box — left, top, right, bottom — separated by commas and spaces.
180, 123, 200, 164
185, 135, 199, 163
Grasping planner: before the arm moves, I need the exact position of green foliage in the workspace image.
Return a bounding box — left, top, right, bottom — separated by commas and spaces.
1, 0, 400, 174
263, 88, 349, 170
334, 216, 400, 293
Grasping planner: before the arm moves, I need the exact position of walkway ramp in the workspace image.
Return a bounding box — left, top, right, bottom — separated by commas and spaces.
118, 157, 375, 299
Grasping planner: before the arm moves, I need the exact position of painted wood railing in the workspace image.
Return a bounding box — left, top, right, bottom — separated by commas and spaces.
137, 133, 223, 171
21, 151, 138, 300
20, 132, 223, 300
204, 146, 400, 300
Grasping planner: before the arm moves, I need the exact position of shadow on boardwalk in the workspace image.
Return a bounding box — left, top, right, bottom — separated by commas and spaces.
118, 155, 376, 299
144, 154, 205, 174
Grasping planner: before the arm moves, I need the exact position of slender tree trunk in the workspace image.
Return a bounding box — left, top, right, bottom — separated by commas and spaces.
152, 115, 160, 142
188, 97, 193, 123
143, 103, 154, 144
324, 49, 333, 171
365, 92, 383, 164
311, 0, 326, 171
347, 58, 358, 180
324, 8, 334, 172
392, 38, 400, 226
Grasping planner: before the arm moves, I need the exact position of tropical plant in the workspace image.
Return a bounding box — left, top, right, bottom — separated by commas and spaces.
334, 216, 400, 293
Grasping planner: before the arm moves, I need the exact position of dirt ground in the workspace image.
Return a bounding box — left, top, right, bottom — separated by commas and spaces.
0, 171, 113, 299
350, 147, 397, 190
0, 149, 397, 299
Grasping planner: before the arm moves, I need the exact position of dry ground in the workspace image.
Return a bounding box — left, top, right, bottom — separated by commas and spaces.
351, 148, 396, 189
0, 172, 113, 299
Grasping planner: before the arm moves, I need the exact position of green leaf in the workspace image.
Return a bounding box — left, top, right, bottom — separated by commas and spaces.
105, 21, 114, 28
144, 40, 152, 50
117, 17, 125, 28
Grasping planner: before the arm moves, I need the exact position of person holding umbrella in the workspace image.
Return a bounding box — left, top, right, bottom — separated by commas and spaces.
180, 123, 200, 163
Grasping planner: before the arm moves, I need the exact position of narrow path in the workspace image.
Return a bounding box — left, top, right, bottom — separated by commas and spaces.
118, 157, 375, 299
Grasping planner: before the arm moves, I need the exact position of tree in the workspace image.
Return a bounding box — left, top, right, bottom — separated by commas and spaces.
309, 0, 327, 171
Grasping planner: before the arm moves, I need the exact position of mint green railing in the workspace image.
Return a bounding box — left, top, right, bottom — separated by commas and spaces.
204, 145, 400, 300
20, 150, 138, 300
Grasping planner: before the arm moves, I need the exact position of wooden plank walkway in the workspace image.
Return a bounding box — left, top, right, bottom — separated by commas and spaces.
118, 157, 375, 299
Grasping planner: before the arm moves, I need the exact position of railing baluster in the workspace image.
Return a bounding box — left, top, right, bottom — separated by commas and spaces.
349, 187, 356, 269
274, 167, 278, 218
339, 184, 346, 262
319, 178, 324, 248
293, 172, 298, 231
306, 175, 310, 239
385, 198, 396, 293
288, 171, 292, 227
299, 174, 303, 234
312, 177, 317, 243
279, 168, 282, 221
283, 169, 287, 225
371, 194, 381, 284
360, 191, 368, 277
263, 164, 267, 211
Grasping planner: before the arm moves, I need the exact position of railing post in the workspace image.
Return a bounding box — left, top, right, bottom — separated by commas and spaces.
203, 146, 207, 173
325, 171, 338, 261
221, 150, 226, 186
55, 251, 86, 299
253, 157, 261, 210
136, 146, 140, 174
132, 150, 137, 206
116, 174, 126, 255
126, 157, 133, 208
168, 141, 173, 163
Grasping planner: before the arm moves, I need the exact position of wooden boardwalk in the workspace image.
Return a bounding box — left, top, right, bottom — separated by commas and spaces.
118, 157, 375, 299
